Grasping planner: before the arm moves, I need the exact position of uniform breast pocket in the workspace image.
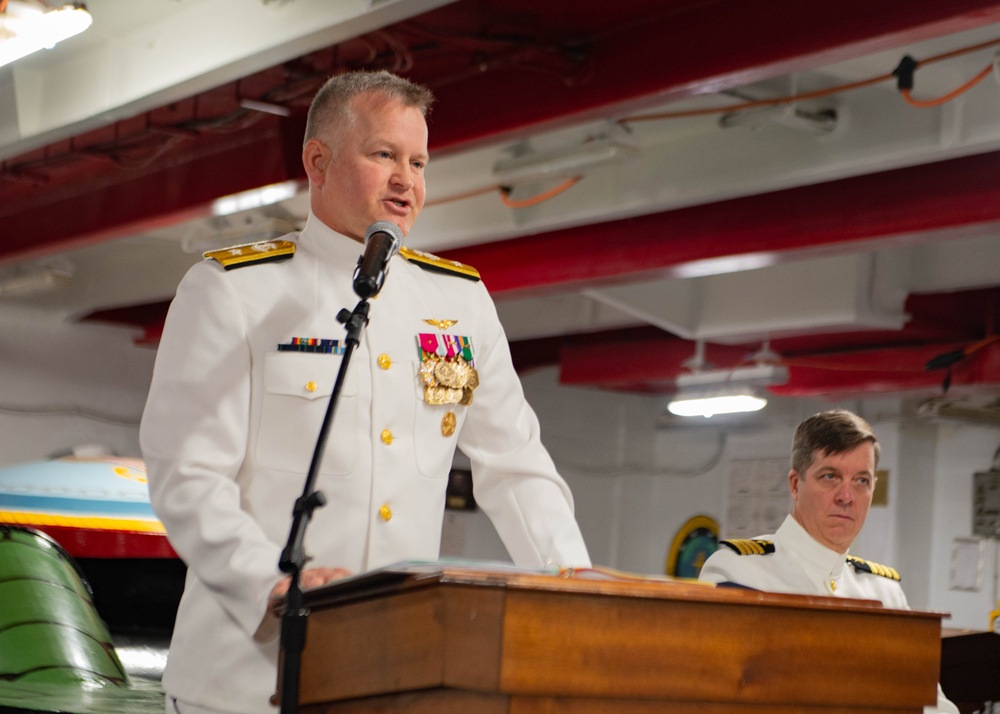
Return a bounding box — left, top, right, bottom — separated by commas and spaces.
257, 352, 358, 476
411, 359, 468, 479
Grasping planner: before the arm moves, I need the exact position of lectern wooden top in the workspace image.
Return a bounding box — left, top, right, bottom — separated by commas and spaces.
295, 564, 943, 713
303, 561, 948, 621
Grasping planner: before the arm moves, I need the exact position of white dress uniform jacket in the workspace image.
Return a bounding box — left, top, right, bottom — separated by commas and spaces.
140, 214, 591, 714
699, 514, 958, 714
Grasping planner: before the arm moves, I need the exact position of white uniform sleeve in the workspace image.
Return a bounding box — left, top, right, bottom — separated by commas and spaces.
456, 286, 590, 569
140, 262, 282, 637
928, 686, 960, 714
698, 548, 754, 587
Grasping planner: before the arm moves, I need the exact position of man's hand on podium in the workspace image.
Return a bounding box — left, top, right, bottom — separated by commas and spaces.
270, 567, 353, 604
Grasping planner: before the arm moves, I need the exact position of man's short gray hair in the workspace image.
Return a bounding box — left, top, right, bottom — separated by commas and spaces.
303, 70, 434, 146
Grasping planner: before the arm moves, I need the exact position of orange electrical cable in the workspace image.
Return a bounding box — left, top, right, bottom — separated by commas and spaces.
619, 35, 1000, 125
960, 333, 1000, 355
619, 73, 895, 124
902, 64, 994, 107
499, 176, 582, 208
432, 34, 1000, 209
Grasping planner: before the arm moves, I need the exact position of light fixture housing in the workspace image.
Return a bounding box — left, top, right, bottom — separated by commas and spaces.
492, 125, 640, 185
0, 263, 73, 297
0, 2, 94, 69
718, 103, 838, 136
667, 364, 788, 418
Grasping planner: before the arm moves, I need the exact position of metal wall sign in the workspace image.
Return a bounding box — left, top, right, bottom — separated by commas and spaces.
973, 471, 1000, 537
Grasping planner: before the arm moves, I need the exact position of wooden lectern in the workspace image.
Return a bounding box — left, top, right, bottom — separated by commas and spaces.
291, 566, 943, 713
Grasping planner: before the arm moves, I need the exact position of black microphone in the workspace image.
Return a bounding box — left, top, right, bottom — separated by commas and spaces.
353, 221, 403, 299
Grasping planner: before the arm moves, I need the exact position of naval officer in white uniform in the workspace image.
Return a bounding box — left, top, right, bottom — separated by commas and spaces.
141, 70, 591, 714
699, 409, 957, 714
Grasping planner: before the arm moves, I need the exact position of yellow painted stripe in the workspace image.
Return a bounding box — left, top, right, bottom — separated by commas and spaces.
0, 510, 167, 534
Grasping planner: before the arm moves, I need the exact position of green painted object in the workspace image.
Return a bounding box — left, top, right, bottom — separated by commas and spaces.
0, 525, 165, 713
0, 525, 126, 686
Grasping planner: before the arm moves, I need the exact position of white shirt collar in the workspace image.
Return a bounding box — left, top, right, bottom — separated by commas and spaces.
775, 513, 849, 579
297, 212, 365, 266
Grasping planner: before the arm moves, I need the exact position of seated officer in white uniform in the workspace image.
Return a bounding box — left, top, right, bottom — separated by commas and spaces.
699, 408, 957, 714
141, 70, 591, 714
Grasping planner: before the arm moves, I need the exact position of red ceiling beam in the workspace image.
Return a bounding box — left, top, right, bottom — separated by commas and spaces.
6, 1, 1000, 263
445, 149, 1000, 297
538, 291, 1000, 394
0, 124, 306, 264
557, 338, 1000, 396
772, 341, 1000, 397
427, 0, 1000, 150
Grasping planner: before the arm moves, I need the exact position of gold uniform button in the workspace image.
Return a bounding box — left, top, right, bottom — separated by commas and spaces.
378, 504, 392, 521
377, 354, 392, 370
305, 381, 317, 393
380, 429, 394, 445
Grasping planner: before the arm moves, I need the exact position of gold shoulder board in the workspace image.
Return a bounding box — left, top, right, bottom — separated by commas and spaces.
719, 539, 775, 556
399, 246, 480, 282
204, 240, 296, 270
846, 556, 901, 581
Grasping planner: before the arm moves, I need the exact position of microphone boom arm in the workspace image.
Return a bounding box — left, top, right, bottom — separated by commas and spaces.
277, 298, 370, 714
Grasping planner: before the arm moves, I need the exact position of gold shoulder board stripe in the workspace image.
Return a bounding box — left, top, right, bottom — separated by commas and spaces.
846, 556, 900, 581
399, 246, 481, 282
204, 240, 296, 270
720, 539, 775, 556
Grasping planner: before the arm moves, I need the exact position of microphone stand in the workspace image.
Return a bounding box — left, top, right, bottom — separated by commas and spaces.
277, 298, 370, 714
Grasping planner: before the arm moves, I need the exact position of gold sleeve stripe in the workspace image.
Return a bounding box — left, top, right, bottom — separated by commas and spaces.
847, 556, 901, 581
399, 246, 481, 281
720, 539, 775, 556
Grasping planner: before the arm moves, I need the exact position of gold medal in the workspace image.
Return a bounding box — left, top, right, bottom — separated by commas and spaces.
419, 358, 438, 386
434, 356, 472, 388
459, 388, 474, 406
434, 359, 461, 388
425, 385, 449, 405
425, 385, 463, 405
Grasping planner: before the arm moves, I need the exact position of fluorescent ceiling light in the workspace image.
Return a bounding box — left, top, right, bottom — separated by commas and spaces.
211, 180, 299, 216
667, 364, 788, 418
668, 391, 768, 418
0, 2, 93, 69
239, 98, 292, 117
